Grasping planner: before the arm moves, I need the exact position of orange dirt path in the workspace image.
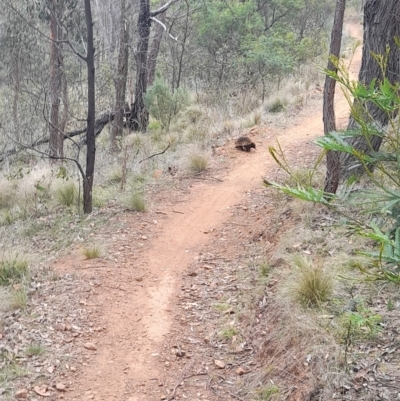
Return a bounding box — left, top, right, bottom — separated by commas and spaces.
59, 20, 362, 401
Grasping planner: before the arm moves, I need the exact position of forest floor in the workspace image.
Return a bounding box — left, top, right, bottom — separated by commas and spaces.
4, 16, 400, 401
51, 19, 362, 400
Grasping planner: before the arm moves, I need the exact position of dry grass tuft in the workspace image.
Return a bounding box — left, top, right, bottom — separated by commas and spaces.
288, 254, 334, 307
54, 182, 77, 207
82, 246, 102, 259
0, 255, 28, 286
125, 192, 146, 212
187, 154, 208, 174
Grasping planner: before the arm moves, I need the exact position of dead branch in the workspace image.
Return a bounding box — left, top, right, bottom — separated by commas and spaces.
138, 142, 171, 164
0, 111, 116, 163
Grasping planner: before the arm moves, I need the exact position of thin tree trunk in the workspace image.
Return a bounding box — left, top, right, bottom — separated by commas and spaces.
84, 0, 96, 214
111, 0, 129, 151
129, 0, 151, 132
60, 53, 69, 134
12, 50, 20, 122
340, 0, 400, 179
175, 0, 190, 90
323, 0, 346, 194
147, 10, 166, 87
49, 0, 63, 159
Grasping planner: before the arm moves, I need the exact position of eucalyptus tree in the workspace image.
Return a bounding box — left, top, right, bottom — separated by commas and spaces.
323, 0, 346, 194
128, 0, 177, 132
110, 0, 129, 150
338, 0, 400, 181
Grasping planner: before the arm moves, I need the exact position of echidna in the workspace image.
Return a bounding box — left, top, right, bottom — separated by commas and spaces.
235, 136, 256, 152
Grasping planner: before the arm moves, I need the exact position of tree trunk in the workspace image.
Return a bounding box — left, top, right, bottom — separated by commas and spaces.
175, 0, 190, 90
84, 0, 96, 214
60, 52, 69, 134
323, 0, 346, 194
147, 10, 166, 87
12, 49, 20, 122
49, 0, 63, 159
340, 0, 400, 179
129, 0, 151, 132
111, 0, 129, 151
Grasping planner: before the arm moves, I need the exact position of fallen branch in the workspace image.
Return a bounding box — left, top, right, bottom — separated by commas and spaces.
138, 142, 170, 164
0, 110, 116, 163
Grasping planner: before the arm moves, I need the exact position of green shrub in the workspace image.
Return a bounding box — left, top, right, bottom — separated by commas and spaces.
126, 192, 146, 212
268, 56, 400, 285
145, 77, 189, 130
55, 183, 77, 207
256, 385, 280, 400
0, 255, 28, 286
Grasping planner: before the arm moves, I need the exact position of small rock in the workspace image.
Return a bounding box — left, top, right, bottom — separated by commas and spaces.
214, 359, 225, 369
15, 389, 28, 399
47, 366, 55, 373
56, 383, 67, 392
83, 342, 97, 350
236, 367, 245, 376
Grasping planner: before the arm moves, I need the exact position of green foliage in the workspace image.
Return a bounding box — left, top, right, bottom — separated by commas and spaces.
220, 327, 237, 340
256, 385, 280, 400
126, 192, 146, 212
259, 260, 271, 277
145, 78, 189, 130
342, 307, 382, 340
195, 0, 333, 91
268, 54, 400, 285
55, 182, 77, 207
0, 255, 28, 286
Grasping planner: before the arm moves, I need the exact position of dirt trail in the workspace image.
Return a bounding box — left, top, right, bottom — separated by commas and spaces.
61, 20, 362, 401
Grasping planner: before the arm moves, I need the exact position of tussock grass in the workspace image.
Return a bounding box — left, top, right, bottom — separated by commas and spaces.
25, 343, 45, 356
288, 254, 334, 306
82, 246, 102, 259
267, 99, 286, 113
0, 255, 28, 286
222, 119, 235, 136
11, 288, 28, 309
258, 259, 271, 277
187, 154, 208, 174
107, 167, 123, 184
0, 209, 15, 226
220, 327, 237, 340
256, 385, 280, 400
125, 192, 146, 212
242, 109, 263, 128
54, 182, 77, 207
